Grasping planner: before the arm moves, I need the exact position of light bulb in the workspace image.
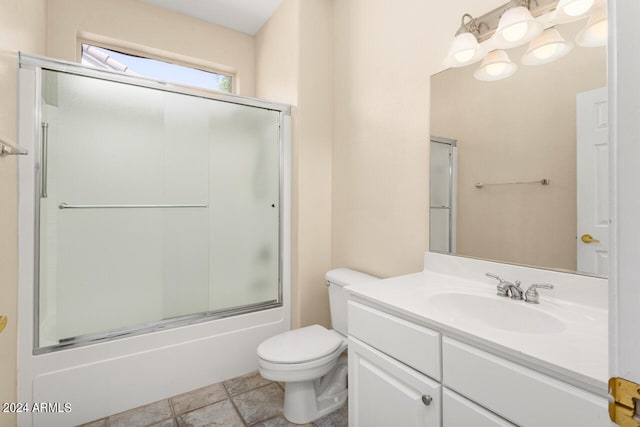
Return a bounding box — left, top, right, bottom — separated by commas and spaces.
588, 20, 608, 41
533, 43, 563, 60
486, 62, 508, 77
502, 22, 528, 43
454, 48, 475, 63
562, 0, 595, 17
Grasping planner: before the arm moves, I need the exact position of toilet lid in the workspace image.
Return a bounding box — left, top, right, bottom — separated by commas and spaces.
257, 325, 343, 364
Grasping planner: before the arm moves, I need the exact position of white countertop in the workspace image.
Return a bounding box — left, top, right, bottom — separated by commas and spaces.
347, 268, 608, 396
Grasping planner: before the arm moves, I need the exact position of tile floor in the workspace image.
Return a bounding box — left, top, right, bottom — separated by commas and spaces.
78, 371, 348, 427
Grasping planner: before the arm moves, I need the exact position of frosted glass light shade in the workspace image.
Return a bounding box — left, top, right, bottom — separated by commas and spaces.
492, 6, 544, 49
443, 32, 486, 68
474, 50, 517, 81
522, 28, 573, 65
576, 6, 607, 47
557, 0, 595, 18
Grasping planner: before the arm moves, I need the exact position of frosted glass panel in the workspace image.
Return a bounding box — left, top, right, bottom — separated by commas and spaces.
38, 70, 281, 348
430, 208, 450, 253
208, 103, 280, 310
430, 142, 451, 208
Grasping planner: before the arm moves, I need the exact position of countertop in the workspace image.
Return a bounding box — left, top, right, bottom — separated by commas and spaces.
346, 269, 608, 396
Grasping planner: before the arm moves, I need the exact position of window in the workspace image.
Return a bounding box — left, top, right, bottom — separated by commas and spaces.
81, 44, 233, 93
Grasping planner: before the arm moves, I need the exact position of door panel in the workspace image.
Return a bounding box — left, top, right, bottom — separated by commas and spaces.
349, 337, 441, 427
576, 87, 609, 276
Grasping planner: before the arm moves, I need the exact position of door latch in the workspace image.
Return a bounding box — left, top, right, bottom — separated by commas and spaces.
609, 377, 640, 427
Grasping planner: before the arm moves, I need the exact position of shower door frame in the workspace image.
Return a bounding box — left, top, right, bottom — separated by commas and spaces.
19, 52, 292, 352
20, 54, 291, 354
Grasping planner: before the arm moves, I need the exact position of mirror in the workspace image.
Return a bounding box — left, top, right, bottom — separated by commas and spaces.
429, 20, 607, 277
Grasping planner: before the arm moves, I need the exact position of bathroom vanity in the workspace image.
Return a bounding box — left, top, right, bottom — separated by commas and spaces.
346, 253, 609, 427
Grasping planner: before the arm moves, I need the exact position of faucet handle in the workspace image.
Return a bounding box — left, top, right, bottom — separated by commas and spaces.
525, 284, 554, 304
485, 272, 503, 282
486, 273, 510, 297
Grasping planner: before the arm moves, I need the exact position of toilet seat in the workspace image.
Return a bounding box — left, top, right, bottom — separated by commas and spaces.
257, 325, 345, 364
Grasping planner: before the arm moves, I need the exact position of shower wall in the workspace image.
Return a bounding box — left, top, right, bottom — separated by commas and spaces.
39, 70, 281, 347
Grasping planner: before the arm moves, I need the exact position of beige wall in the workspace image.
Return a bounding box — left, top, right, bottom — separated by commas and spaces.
296, 0, 333, 328
256, 0, 299, 105
46, 0, 256, 96
0, 1, 46, 425
331, 0, 504, 277
256, 0, 333, 328
431, 23, 606, 271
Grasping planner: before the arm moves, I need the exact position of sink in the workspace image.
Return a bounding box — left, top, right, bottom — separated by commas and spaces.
427, 293, 566, 334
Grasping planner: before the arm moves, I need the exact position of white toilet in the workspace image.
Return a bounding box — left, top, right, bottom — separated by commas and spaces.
257, 268, 378, 424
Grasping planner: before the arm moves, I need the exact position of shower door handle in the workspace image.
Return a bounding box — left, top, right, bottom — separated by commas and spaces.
40, 122, 49, 198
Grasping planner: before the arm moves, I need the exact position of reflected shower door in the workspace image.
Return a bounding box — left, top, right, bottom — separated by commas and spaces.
429, 138, 457, 254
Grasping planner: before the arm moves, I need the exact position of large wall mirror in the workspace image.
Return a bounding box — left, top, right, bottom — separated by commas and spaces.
429, 20, 607, 277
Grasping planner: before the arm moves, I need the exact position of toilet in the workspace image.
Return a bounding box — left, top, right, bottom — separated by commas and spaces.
257, 268, 378, 424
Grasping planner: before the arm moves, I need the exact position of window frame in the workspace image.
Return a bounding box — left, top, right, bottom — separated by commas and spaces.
77, 36, 237, 94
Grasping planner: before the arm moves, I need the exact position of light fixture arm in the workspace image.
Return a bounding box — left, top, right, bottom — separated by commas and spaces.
455, 13, 480, 36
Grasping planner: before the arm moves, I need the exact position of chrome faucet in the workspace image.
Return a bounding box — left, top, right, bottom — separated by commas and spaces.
524, 284, 554, 304
485, 273, 524, 300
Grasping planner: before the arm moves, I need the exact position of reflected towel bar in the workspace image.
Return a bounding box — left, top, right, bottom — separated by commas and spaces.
0, 138, 28, 157
475, 178, 550, 189
58, 203, 208, 210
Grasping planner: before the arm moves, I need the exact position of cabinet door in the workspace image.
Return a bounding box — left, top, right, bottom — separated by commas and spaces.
443, 388, 515, 427
349, 336, 441, 427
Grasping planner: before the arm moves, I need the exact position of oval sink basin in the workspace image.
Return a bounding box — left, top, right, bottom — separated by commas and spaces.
427, 293, 566, 334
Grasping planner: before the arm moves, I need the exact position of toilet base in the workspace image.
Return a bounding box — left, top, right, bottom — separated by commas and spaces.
283, 354, 348, 424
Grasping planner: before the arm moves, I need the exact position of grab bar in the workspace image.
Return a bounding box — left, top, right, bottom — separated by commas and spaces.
40, 122, 49, 198
58, 203, 208, 210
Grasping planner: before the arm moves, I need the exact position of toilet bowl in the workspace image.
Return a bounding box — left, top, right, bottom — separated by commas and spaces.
258, 325, 348, 424
257, 268, 378, 424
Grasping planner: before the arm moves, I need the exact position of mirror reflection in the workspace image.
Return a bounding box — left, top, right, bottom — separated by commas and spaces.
430, 20, 607, 277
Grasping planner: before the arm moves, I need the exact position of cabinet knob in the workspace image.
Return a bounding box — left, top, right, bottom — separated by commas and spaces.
421, 394, 432, 406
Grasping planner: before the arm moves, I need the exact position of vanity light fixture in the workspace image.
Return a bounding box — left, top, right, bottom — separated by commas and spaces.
575, 4, 607, 47
443, 14, 487, 68
492, 1, 544, 49
474, 50, 518, 81
521, 28, 573, 65
443, 0, 606, 80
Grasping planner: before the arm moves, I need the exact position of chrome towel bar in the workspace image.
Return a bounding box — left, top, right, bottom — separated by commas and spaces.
58, 203, 208, 210
474, 178, 550, 189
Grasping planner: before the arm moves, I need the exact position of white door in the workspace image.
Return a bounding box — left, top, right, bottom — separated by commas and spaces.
576, 87, 609, 276
610, 0, 640, 426
348, 337, 441, 427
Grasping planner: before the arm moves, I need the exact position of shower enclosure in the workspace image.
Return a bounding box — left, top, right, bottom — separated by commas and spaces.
34, 65, 285, 351
18, 54, 291, 426
28, 58, 287, 351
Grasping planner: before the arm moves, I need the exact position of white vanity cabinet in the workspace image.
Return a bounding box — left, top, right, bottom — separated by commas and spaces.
348, 299, 609, 427
348, 301, 442, 426
442, 338, 609, 427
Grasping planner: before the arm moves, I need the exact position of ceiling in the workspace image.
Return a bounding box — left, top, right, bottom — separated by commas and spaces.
141, 0, 283, 35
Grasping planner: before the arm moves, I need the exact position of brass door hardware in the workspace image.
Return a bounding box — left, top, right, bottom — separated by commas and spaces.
0, 315, 7, 334
581, 233, 601, 244
609, 377, 640, 427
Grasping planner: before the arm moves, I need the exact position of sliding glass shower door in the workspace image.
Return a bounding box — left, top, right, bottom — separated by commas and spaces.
37, 69, 282, 350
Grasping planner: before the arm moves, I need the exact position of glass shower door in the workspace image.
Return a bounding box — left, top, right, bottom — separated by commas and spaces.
37, 69, 281, 350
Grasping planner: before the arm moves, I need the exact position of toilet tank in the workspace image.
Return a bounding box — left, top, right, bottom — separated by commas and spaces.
326, 268, 379, 336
